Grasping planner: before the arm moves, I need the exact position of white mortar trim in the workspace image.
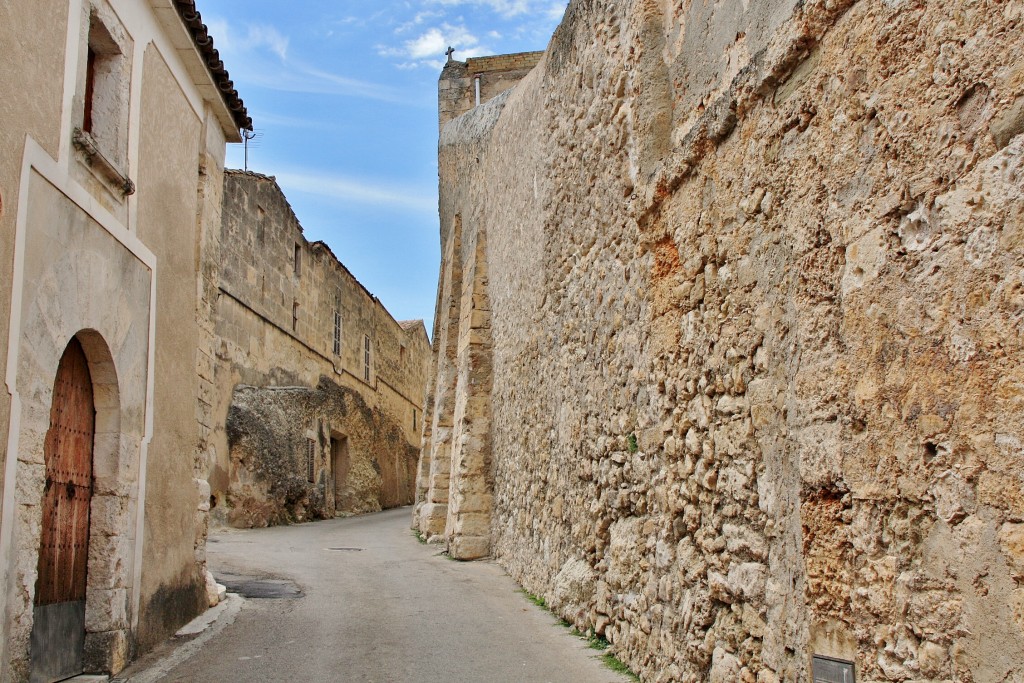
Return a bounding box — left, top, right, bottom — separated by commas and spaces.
126, 29, 147, 230
58, 0, 87, 171
110, 0, 211, 124
0, 135, 158, 675
111, 0, 227, 229
60, 0, 234, 230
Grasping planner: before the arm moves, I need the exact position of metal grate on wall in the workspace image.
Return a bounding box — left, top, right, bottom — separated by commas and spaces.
812, 655, 855, 683
306, 438, 315, 483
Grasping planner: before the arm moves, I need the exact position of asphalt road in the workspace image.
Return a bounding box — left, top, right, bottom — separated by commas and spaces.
128, 507, 630, 683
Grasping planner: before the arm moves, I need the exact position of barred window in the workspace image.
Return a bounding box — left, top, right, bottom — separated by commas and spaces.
363, 335, 371, 381
812, 656, 855, 683
306, 438, 316, 483
333, 309, 342, 355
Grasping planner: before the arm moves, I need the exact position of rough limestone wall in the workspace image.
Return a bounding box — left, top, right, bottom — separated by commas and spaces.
226, 378, 417, 527
438, 0, 1024, 681
212, 172, 429, 527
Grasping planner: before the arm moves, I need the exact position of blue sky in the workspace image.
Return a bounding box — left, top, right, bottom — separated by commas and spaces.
199, 0, 568, 330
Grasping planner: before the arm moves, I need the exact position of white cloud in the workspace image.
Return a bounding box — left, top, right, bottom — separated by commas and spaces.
407, 25, 474, 58
426, 0, 532, 18
247, 112, 329, 130
275, 170, 437, 214
378, 22, 491, 67
207, 20, 289, 60
545, 1, 568, 21
376, 0, 568, 69
395, 10, 446, 34
206, 15, 422, 105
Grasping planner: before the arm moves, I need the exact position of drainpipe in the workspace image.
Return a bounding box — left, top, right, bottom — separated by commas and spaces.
474, 75, 481, 107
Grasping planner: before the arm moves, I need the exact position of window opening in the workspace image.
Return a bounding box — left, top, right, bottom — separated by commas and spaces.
256, 206, 265, 243
413, 408, 417, 431
363, 335, 371, 382
74, 11, 133, 194
83, 47, 97, 133
812, 655, 855, 683
292, 301, 299, 332
306, 438, 316, 483
294, 243, 301, 276
333, 308, 342, 355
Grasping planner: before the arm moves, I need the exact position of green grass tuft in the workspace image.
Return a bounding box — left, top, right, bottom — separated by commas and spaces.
412, 530, 428, 544
516, 587, 640, 680
602, 652, 642, 681
518, 588, 547, 609
627, 433, 639, 453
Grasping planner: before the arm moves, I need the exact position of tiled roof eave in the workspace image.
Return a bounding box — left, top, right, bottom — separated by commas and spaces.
171, 0, 252, 132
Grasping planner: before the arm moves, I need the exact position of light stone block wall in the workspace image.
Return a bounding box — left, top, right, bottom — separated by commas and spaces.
425, 0, 1024, 680
438, 51, 544, 130
210, 171, 430, 528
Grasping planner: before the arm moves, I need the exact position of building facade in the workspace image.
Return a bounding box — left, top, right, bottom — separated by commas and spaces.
438, 51, 544, 130
209, 171, 430, 528
0, 0, 249, 680
420, 1, 1024, 681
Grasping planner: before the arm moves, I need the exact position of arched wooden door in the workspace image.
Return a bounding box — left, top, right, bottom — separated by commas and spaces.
30, 338, 95, 683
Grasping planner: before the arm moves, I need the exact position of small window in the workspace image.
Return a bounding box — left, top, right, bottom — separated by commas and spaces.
333, 309, 342, 355
83, 46, 97, 134
294, 243, 301, 276
400, 344, 406, 362
73, 8, 133, 195
256, 205, 266, 243
306, 438, 316, 483
812, 655, 855, 683
363, 335, 371, 381
81, 12, 127, 161
413, 408, 417, 431
292, 301, 299, 332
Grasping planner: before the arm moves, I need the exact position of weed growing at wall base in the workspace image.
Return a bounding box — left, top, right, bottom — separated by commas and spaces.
517, 588, 640, 681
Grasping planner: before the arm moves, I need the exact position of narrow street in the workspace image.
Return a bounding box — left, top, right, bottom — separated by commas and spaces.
122, 508, 629, 683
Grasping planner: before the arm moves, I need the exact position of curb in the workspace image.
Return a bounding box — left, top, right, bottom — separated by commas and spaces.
112, 593, 244, 682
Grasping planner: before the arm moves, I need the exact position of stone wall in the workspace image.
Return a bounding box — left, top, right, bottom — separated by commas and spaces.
421, 0, 1024, 680
211, 171, 430, 528
226, 380, 419, 527
439, 51, 544, 129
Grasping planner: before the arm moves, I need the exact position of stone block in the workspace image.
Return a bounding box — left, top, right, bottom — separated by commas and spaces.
449, 535, 489, 560
83, 628, 130, 675
452, 511, 491, 537
85, 588, 129, 632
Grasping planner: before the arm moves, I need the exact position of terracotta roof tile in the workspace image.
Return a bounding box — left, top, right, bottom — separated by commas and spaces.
173, 0, 252, 131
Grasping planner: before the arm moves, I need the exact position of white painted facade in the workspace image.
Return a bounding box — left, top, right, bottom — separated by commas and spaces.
0, 0, 244, 679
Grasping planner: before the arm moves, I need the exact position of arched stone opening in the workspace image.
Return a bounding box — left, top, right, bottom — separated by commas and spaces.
24, 329, 132, 681
73, 329, 132, 674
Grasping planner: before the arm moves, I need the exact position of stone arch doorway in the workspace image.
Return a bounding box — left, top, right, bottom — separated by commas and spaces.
29, 331, 122, 682
31, 337, 95, 682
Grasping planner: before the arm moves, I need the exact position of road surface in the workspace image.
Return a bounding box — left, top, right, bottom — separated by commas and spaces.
122, 507, 630, 683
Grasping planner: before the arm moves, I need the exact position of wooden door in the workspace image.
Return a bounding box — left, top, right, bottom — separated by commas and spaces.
30, 338, 95, 683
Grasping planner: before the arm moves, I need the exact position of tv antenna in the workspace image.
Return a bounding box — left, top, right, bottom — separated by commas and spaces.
242, 129, 263, 171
